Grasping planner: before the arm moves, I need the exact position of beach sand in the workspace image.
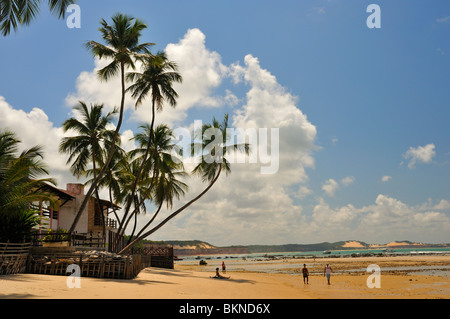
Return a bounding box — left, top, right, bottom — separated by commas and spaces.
0, 255, 449, 299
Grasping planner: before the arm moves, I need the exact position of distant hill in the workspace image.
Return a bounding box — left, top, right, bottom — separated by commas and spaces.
142, 239, 450, 256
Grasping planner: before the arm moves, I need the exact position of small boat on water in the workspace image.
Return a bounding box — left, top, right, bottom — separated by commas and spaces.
323, 250, 332, 254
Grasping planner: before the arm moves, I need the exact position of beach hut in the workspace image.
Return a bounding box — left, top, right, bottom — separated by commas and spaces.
33, 183, 120, 249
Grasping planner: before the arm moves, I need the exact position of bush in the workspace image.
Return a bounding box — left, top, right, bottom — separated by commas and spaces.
0, 209, 40, 243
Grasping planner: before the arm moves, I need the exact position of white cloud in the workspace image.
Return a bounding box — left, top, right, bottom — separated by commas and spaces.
66, 28, 231, 128
120, 129, 137, 152
321, 176, 353, 197
65, 57, 136, 115
165, 29, 228, 110
341, 176, 355, 187
322, 179, 339, 197
139, 43, 319, 245
434, 200, 450, 210
296, 185, 313, 199
403, 143, 436, 169
381, 175, 392, 182
0, 96, 70, 185
437, 16, 450, 23
60, 28, 321, 245
307, 194, 450, 243
0, 96, 139, 194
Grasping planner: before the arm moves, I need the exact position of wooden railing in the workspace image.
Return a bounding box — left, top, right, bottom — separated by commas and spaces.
31, 232, 105, 248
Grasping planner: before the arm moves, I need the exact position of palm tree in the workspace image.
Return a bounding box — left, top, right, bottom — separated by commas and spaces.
118, 124, 187, 246
59, 102, 117, 178
118, 114, 250, 254
0, 130, 55, 242
115, 52, 182, 239
68, 13, 152, 234
0, 0, 76, 36
59, 102, 117, 235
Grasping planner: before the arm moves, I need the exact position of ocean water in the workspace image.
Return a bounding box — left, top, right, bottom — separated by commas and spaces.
176, 247, 450, 277
178, 247, 450, 261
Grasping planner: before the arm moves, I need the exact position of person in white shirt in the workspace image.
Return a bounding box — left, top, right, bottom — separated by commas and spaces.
323, 264, 333, 285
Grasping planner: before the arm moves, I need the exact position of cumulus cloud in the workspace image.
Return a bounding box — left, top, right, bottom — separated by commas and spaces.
139, 36, 319, 245
321, 176, 353, 197
308, 194, 450, 243
164, 28, 228, 110
65, 28, 236, 128
0, 96, 70, 184
65, 57, 136, 114
296, 185, 313, 199
403, 143, 436, 169
0, 96, 137, 192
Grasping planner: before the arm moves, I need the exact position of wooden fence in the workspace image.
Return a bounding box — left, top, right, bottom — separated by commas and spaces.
0, 242, 31, 275
108, 231, 125, 253
27, 252, 144, 280
30, 231, 126, 252
132, 245, 174, 269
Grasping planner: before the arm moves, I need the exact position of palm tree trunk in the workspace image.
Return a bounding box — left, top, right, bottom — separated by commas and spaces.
118, 165, 222, 255
115, 98, 157, 242
120, 163, 159, 245
68, 62, 126, 234
92, 157, 106, 241
109, 187, 120, 222
134, 201, 163, 239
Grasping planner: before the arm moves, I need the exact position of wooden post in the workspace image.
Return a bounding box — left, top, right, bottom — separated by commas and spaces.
50, 207, 54, 230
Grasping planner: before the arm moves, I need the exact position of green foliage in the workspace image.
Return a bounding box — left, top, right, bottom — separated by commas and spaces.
42, 228, 70, 242
59, 102, 118, 178
0, 0, 77, 36
0, 209, 40, 242
0, 130, 55, 243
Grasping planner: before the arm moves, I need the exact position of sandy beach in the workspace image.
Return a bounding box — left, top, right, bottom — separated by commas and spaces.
1, 255, 449, 300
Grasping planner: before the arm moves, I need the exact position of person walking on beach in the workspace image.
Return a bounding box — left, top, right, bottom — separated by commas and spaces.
222, 261, 226, 273
302, 264, 309, 284
323, 264, 333, 285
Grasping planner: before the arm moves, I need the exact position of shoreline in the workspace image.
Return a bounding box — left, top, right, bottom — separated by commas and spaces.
1, 255, 449, 299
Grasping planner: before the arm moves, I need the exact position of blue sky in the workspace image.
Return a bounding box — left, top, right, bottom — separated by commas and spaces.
1, 0, 449, 245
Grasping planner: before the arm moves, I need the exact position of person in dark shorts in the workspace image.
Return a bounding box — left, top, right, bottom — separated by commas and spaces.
302, 264, 309, 284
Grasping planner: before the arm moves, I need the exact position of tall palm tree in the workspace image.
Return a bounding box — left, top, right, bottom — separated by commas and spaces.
68, 13, 152, 234
59, 102, 117, 235
0, 0, 76, 36
115, 52, 182, 238
118, 114, 250, 254
0, 130, 55, 242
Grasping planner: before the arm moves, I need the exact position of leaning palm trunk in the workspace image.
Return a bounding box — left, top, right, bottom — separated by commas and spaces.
118, 165, 222, 255
115, 98, 156, 241
68, 63, 126, 234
